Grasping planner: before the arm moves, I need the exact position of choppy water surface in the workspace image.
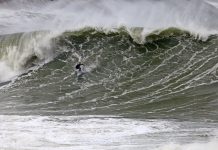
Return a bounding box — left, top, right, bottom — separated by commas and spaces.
0, 0, 218, 149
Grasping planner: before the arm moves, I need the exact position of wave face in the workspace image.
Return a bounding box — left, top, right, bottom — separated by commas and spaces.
1, 28, 218, 119
0, 0, 218, 149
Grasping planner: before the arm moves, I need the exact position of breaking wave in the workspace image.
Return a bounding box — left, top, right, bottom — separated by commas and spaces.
0, 0, 218, 149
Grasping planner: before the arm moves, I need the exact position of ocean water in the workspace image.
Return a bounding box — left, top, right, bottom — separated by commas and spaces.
0, 0, 218, 149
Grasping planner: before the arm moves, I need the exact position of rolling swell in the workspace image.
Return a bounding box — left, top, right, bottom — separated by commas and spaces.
0, 27, 218, 121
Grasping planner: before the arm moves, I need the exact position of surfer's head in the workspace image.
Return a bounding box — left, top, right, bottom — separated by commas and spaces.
75, 63, 84, 71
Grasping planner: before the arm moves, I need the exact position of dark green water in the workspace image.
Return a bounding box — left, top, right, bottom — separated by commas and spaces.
0, 28, 217, 122
0, 27, 218, 150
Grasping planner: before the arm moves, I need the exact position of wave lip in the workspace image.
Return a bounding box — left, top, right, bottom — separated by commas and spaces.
0, 31, 55, 83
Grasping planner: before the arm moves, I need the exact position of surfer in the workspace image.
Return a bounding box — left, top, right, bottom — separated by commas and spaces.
75, 63, 84, 71
75, 63, 85, 77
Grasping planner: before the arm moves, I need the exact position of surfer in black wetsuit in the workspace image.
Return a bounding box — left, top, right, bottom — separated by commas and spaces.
75, 63, 85, 77
75, 63, 84, 71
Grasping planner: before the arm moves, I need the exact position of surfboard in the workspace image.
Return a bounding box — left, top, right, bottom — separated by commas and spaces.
76, 70, 86, 77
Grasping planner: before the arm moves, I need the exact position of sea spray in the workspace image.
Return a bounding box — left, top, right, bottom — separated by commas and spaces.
0, 31, 55, 82
157, 139, 218, 150
0, 0, 218, 37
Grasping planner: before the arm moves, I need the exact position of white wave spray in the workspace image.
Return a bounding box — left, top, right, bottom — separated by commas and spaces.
0, 0, 218, 35
157, 139, 218, 150
0, 32, 54, 82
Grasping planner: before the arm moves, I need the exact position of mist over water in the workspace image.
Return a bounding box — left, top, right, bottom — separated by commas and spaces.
1, 0, 218, 35
0, 0, 218, 149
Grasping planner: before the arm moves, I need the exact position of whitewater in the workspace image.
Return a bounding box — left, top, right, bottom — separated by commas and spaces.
0, 0, 218, 149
